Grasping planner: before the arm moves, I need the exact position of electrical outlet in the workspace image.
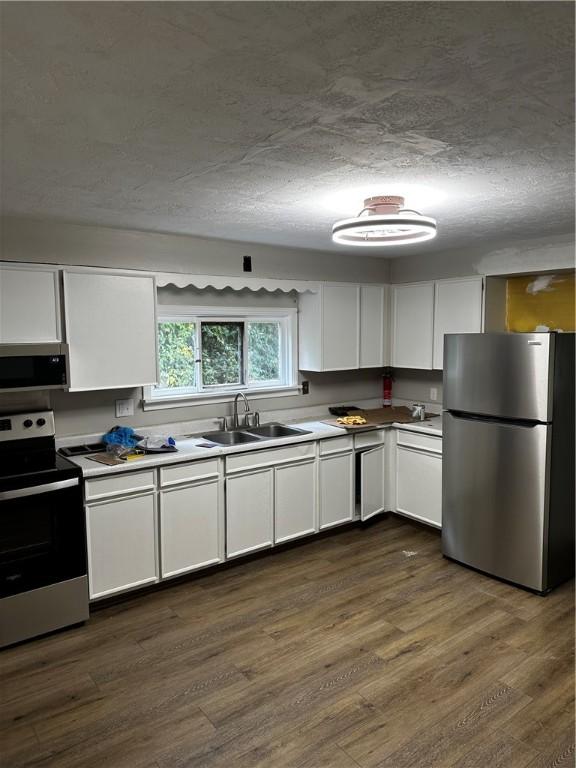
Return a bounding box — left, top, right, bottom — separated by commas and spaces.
115, 398, 134, 418
243, 255, 252, 272
430, 387, 438, 402
301, 380, 309, 395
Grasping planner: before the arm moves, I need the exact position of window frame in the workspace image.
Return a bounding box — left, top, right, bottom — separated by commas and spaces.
144, 305, 298, 408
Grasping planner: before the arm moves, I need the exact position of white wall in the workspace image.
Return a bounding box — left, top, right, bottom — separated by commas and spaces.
45, 370, 381, 437
389, 232, 575, 284
1, 215, 391, 283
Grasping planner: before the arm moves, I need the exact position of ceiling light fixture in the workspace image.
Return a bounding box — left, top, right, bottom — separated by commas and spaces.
331, 195, 437, 247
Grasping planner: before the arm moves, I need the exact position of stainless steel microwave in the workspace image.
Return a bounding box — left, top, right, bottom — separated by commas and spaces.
0, 344, 68, 392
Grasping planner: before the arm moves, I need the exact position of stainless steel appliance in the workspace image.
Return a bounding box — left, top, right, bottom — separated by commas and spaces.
0, 343, 68, 392
0, 410, 88, 647
443, 332, 574, 593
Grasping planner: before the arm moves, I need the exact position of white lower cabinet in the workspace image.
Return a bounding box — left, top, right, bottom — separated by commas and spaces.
226, 469, 274, 558
86, 491, 158, 599
319, 452, 354, 529
160, 478, 222, 578
274, 460, 317, 543
395, 432, 442, 528
360, 445, 386, 521
83, 428, 445, 602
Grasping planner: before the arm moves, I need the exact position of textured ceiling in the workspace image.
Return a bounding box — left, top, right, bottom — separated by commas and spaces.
1, 2, 574, 257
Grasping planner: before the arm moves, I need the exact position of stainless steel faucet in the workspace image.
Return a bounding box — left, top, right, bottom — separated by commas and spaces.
233, 392, 250, 428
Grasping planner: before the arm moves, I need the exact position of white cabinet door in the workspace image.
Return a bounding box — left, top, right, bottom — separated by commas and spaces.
391, 282, 435, 369
0, 265, 61, 343
160, 478, 222, 578
360, 445, 386, 521
396, 446, 442, 528
275, 460, 317, 543
319, 452, 354, 529
321, 284, 360, 370
226, 469, 273, 557
86, 492, 158, 599
63, 270, 157, 391
433, 278, 484, 370
360, 285, 385, 368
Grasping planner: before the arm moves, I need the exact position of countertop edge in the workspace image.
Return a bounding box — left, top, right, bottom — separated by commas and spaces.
71, 418, 442, 478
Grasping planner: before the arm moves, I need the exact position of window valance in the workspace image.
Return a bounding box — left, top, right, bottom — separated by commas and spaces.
155, 272, 320, 294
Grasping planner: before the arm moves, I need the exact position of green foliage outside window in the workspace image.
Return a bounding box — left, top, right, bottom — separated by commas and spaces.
201, 323, 243, 386
157, 318, 285, 392
158, 322, 196, 388
248, 322, 280, 382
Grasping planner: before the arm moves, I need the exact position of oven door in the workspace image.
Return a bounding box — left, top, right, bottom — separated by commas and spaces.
0, 478, 87, 598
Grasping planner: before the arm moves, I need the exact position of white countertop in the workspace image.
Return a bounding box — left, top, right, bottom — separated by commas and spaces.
394, 415, 443, 437
69, 417, 442, 478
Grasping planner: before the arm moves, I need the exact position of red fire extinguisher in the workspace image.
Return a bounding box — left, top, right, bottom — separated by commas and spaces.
383, 367, 394, 407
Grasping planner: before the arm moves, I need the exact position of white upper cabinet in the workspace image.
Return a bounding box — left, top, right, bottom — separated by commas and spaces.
432, 278, 483, 370
63, 270, 158, 391
322, 284, 360, 370
391, 278, 484, 370
0, 265, 61, 343
299, 283, 360, 371
391, 282, 435, 369
299, 282, 389, 372
359, 285, 387, 368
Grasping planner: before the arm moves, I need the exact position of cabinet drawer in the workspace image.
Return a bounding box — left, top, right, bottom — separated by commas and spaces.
354, 429, 386, 450
319, 436, 353, 455
85, 469, 156, 501
225, 442, 315, 474
396, 430, 442, 455
160, 458, 220, 488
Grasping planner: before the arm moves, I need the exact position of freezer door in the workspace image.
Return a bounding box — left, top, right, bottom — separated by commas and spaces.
442, 412, 550, 591
444, 333, 553, 421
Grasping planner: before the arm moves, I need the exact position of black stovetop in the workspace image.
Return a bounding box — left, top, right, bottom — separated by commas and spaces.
0, 437, 81, 492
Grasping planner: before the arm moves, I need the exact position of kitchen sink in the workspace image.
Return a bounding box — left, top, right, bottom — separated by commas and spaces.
201, 423, 311, 445
245, 423, 311, 438
201, 430, 263, 445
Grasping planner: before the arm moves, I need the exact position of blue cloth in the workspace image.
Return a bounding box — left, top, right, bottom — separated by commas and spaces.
102, 426, 141, 449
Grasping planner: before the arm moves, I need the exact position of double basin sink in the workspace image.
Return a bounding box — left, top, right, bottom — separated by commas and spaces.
202, 422, 311, 445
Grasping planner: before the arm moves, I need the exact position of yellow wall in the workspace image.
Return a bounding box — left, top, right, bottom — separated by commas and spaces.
506, 273, 575, 332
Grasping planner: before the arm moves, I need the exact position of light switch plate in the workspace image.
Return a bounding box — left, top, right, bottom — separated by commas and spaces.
115, 398, 134, 418
430, 388, 438, 402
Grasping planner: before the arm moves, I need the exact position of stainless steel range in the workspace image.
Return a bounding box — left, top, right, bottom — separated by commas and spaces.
0, 410, 88, 647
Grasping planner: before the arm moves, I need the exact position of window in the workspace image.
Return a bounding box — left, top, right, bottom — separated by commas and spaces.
147, 306, 297, 403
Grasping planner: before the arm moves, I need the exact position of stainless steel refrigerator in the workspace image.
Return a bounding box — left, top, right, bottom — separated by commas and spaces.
442, 332, 574, 593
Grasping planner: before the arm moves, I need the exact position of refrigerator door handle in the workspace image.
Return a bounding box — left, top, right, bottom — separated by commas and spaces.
448, 411, 547, 428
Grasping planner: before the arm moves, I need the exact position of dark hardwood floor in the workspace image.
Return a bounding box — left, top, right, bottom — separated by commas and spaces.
1, 516, 574, 768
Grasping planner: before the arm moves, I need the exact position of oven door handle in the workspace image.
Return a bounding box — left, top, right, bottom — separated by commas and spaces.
0, 478, 80, 501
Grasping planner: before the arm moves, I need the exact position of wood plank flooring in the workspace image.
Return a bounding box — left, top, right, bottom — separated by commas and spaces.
1, 516, 574, 768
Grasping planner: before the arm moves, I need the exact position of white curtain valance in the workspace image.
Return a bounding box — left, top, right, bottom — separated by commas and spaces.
155, 272, 320, 294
